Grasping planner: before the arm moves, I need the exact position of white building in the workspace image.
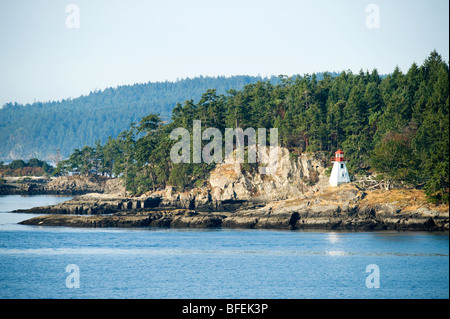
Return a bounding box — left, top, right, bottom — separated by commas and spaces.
329, 149, 350, 187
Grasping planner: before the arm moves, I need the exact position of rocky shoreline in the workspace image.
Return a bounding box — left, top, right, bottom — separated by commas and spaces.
0, 175, 123, 195
16, 184, 449, 231
6, 149, 450, 232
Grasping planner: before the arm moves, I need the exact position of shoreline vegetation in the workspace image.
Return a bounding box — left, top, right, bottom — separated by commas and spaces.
1, 51, 448, 231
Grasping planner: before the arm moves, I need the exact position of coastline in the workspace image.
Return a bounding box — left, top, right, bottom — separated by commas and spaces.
18, 208, 447, 231
0, 175, 122, 196
4, 172, 448, 232
15, 184, 449, 231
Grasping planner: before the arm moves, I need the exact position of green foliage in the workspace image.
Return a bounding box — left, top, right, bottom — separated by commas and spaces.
370, 126, 418, 186
8, 160, 26, 169
168, 163, 192, 191
22, 51, 449, 203
0, 158, 54, 176
0, 76, 274, 161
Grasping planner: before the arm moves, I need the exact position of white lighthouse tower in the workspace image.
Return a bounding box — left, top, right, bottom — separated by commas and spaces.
329, 149, 350, 187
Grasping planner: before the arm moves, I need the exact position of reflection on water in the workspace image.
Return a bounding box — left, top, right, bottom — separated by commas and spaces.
327, 232, 341, 244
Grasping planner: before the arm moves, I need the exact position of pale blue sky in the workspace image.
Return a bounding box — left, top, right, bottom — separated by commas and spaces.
0, 0, 448, 106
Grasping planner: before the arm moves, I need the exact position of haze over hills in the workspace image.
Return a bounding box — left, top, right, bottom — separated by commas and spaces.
0, 75, 268, 161
0, 73, 340, 162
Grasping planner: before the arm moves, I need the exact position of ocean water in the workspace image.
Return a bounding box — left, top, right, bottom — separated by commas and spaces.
0, 195, 448, 299
0, 194, 74, 213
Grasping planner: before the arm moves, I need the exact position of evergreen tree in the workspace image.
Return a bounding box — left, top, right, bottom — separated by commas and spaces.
52, 51, 448, 203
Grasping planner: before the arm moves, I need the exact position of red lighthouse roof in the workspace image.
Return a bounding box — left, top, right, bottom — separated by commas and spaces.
331, 149, 345, 162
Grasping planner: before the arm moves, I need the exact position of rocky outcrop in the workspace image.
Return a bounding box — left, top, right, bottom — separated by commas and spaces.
0, 177, 49, 195
209, 147, 328, 203
217, 184, 449, 231
17, 184, 449, 231
157, 186, 264, 212
155, 147, 327, 211
13, 192, 161, 215
19, 209, 228, 229
0, 175, 124, 195
0, 183, 23, 195
43, 175, 124, 194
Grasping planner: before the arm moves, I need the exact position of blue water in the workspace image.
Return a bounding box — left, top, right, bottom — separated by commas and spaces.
0, 196, 448, 299
0, 194, 74, 213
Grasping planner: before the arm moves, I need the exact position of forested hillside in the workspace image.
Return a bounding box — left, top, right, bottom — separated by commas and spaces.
0, 75, 279, 161
55, 51, 449, 203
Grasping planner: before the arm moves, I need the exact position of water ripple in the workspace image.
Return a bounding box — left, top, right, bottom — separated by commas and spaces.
0, 247, 447, 257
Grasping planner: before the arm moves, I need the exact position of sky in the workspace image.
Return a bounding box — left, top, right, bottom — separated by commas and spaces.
0, 0, 448, 106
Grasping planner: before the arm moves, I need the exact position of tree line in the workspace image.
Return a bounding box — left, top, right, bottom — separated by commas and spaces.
0, 158, 54, 177
0, 75, 276, 161
54, 51, 448, 203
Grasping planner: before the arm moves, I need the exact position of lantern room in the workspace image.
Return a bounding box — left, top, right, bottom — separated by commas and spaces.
331, 149, 345, 162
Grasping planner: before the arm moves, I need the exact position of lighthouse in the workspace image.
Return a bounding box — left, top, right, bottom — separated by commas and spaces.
329, 149, 350, 187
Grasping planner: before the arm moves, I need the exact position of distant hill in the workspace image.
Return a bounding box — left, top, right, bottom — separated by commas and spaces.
0, 75, 267, 161
0, 73, 340, 161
